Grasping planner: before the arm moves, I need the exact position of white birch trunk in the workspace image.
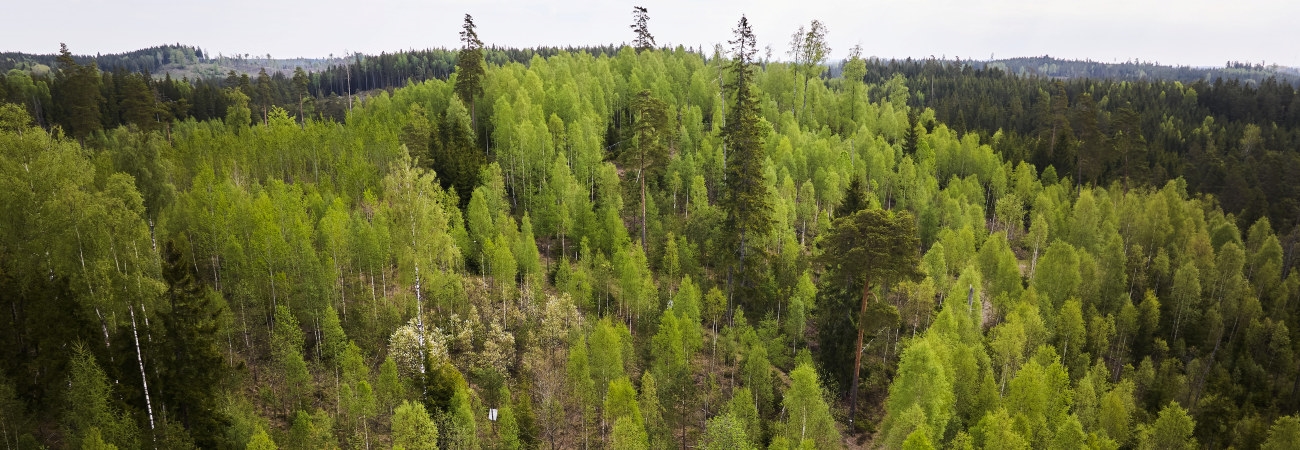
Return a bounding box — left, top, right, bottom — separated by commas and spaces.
130, 306, 155, 433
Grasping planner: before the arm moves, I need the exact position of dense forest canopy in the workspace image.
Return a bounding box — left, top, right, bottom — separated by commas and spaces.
2, 8, 1299, 450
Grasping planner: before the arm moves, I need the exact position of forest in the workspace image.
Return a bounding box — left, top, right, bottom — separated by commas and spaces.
2, 8, 1300, 450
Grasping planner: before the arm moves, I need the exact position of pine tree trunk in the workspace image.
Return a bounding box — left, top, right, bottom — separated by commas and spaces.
848, 277, 871, 427
640, 167, 648, 253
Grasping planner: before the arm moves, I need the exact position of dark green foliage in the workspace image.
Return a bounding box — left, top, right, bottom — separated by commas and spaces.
156, 242, 230, 448
721, 15, 773, 311
435, 97, 484, 205
454, 14, 485, 128
54, 44, 102, 140
630, 7, 655, 52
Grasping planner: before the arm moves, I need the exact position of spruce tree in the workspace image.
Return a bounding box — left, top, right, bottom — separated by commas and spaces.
721, 15, 772, 313
54, 44, 102, 142
157, 242, 230, 448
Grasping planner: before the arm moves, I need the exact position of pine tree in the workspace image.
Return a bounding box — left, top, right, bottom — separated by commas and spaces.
291, 67, 310, 125
818, 208, 922, 426
630, 7, 656, 52
454, 14, 486, 131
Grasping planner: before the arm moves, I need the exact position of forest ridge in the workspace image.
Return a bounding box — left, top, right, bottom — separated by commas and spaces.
2, 8, 1300, 450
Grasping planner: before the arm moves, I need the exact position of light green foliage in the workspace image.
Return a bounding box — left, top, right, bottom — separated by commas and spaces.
377, 357, 404, 414
977, 233, 1024, 302
990, 318, 1027, 393
80, 427, 119, 450
672, 276, 704, 355
638, 371, 668, 446
1169, 261, 1201, 342
1003, 349, 1071, 446
902, 426, 936, 450
225, 89, 252, 131
704, 287, 728, 332
700, 413, 755, 450
741, 342, 774, 415
611, 416, 650, 450
273, 305, 312, 412
447, 384, 478, 449
922, 242, 947, 283
651, 309, 693, 432
604, 376, 643, 430
882, 338, 953, 448
785, 271, 816, 345
6, 32, 1300, 450
1048, 414, 1086, 450
497, 386, 521, 450
726, 387, 761, 447
972, 408, 1028, 450
288, 409, 336, 450
392, 401, 438, 450
615, 243, 656, 322
1137, 402, 1197, 450
1055, 299, 1086, 368
516, 214, 542, 280
247, 426, 278, 450
1099, 381, 1135, 445
320, 305, 348, 366
781, 364, 841, 449
1262, 415, 1300, 450
994, 194, 1025, 239
566, 334, 597, 443
1031, 241, 1079, 315
591, 317, 626, 400
63, 345, 138, 450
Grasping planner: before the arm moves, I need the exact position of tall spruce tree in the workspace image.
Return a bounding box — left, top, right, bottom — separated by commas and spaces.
54, 44, 102, 142
721, 15, 772, 313
157, 242, 230, 448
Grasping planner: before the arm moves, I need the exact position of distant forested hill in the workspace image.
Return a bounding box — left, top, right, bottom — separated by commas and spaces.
976, 56, 1299, 85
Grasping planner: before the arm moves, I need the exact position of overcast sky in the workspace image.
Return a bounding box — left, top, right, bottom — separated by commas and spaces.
7, 0, 1299, 68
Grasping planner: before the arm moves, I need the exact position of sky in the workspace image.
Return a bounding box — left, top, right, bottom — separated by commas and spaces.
6, 0, 1299, 68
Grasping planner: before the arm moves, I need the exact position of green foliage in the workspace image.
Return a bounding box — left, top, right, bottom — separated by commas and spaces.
454, 14, 486, 121
1263, 415, 1300, 450
611, 416, 650, 450
780, 364, 840, 449
1137, 402, 1197, 450
818, 208, 923, 291
721, 15, 774, 306
288, 409, 336, 450
6, 32, 1300, 450
63, 345, 138, 450
881, 338, 953, 448
246, 426, 278, 450
699, 413, 755, 450
435, 97, 484, 204
392, 400, 438, 450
